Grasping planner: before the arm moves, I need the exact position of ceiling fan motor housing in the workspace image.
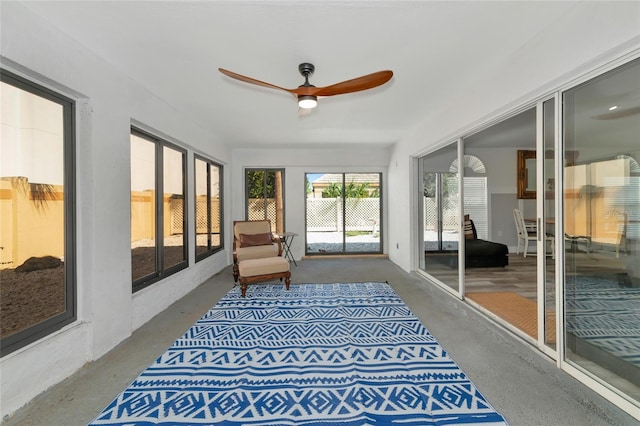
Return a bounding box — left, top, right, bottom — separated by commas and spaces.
298, 63, 315, 78
297, 63, 318, 108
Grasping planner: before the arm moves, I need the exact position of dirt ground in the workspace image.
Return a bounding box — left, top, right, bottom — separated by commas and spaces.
132, 246, 187, 281
1, 245, 188, 339
0, 265, 65, 338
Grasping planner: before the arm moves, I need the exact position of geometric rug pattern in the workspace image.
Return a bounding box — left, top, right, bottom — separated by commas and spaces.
88, 282, 508, 425
566, 275, 640, 367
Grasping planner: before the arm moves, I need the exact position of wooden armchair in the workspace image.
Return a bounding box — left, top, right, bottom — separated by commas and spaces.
232, 220, 282, 282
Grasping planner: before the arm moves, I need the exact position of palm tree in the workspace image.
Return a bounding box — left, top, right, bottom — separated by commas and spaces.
322, 182, 343, 198
305, 177, 312, 195
345, 182, 370, 199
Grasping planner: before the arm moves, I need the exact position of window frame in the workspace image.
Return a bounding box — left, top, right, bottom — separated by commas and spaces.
130, 127, 188, 292
194, 154, 224, 262
0, 69, 77, 357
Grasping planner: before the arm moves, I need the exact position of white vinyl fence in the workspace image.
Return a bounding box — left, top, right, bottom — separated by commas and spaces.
306, 198, 380, 232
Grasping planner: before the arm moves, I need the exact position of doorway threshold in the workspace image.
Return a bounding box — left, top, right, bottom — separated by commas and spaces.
302, 254, 388, 259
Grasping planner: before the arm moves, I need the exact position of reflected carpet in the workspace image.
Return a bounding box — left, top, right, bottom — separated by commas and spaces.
566, 275, 640, 367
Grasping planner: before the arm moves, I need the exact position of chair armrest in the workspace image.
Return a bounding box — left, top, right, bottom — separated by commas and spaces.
272, 234, 283, 256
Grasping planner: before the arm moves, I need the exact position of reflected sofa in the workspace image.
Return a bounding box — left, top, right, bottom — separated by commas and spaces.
465, 216, 509, 268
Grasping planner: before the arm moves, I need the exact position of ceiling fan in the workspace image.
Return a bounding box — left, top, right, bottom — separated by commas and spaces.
218, 63, 393, 111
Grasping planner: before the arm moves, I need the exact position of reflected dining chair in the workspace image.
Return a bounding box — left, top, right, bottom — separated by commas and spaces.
513, 208, 555, 258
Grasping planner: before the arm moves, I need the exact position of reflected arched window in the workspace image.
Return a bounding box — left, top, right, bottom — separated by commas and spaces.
449, 154, 487, 174
450, 155, 489, 239
615, 154, 640, 174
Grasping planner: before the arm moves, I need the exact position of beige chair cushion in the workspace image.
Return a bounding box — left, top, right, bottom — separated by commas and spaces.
239, 257, 290, 277
236, 244, 279, 262
234, 220, 271, 240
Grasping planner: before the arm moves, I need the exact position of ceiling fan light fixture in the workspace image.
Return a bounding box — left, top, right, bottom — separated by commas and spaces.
298, 95, 317, 109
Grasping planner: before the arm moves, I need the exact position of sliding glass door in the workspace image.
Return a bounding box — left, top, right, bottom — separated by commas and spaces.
415, 55, 640, 413
563, 58, 640, 398
305, 173, 382, 255
344, 173, 381, 253
307, 173, 343, 254
419, 143, 460, 292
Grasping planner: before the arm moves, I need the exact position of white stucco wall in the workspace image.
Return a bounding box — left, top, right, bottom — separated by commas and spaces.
231, 147, 391, 261
1, 3, 232, 418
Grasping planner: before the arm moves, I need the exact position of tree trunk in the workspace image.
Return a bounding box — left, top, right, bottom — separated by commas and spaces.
275, 171, 284, 233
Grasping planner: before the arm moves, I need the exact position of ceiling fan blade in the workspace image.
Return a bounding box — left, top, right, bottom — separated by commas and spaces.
311, 70, 393, 97
218, 68, 296, 94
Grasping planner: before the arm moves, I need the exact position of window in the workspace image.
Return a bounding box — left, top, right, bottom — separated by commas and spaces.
195, 155, 223, 261
130, 128, 187, 291
0, 69, 76, 356
245, 169, 285, 233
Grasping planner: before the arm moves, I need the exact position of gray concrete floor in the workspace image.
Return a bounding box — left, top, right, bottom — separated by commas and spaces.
3, 257, 637, 425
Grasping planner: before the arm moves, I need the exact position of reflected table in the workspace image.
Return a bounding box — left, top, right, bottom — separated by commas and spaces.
277, 232, 298, 266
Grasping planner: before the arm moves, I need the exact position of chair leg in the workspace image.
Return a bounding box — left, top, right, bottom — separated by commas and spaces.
523, 239, 528, 257
233, 263, 239, 282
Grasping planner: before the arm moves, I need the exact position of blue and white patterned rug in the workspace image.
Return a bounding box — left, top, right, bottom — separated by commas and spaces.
89, 282, 507, 425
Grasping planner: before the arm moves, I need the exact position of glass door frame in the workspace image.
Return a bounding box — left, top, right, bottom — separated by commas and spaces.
536, 95, 560, 361
457, 138, 466, 298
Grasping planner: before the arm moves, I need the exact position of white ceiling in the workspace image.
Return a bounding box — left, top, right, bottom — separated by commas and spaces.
17, 1, 638, 150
